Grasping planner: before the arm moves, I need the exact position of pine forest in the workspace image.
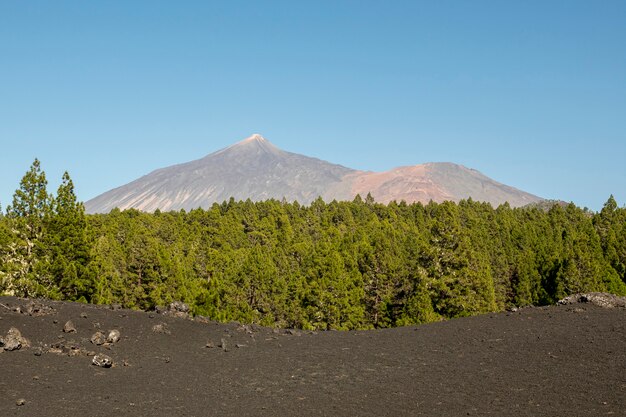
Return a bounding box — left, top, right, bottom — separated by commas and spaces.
1, 160, 625, 330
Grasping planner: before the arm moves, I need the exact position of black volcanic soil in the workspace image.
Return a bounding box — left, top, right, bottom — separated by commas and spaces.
1, 296, 624, 417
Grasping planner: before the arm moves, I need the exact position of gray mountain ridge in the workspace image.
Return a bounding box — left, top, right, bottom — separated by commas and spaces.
84, 134, 542, 213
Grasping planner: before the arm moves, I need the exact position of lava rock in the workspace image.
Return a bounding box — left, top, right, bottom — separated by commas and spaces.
3, 327, 30, 351
92, 353, 113, 368
24, 301, 55, 316
90, 331, 107, 346
107, 329, 121, 343
558, 293, 626, 308
219, 338, 228, 352
152, 323, 171, 334
63, 320, 77, 333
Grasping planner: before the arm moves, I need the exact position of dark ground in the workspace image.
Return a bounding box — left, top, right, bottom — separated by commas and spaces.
0, 296, 624, 416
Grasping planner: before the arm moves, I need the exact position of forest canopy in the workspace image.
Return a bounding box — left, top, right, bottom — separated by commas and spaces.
1, 160, 625, 330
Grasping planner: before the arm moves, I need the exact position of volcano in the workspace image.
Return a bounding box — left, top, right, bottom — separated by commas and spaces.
85, 134, 541, 213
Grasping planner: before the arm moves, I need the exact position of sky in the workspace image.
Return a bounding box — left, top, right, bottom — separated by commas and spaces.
1, 1, 625, 211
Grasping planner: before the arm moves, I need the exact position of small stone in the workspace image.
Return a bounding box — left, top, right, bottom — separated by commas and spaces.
63, 320, 77, 333
235, 343, 246, 348
219, 338, 228, 352
205, 341, 215, 348
110, 304, 122, 311
33, 348, 42, 356
3, 327, 29, 351
53, 319, 58, 324
80, 312, 88, 319
152, 323, 171, 335
90, 331, 106, 345
107, 329, 121, 343
92, 353, 113, 368
16, 398, 26, 406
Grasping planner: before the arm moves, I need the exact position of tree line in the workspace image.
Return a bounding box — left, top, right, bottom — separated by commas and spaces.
1, 160, 625, 329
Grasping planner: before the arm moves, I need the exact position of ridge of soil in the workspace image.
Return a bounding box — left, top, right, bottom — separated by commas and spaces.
1, 296, 624, 416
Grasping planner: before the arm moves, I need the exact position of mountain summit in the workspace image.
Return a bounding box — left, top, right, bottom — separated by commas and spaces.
85, 134, 542, 213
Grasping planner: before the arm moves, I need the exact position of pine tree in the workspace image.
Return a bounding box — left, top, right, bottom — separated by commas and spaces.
3, 159, 53, 296
47, 172, 91, 300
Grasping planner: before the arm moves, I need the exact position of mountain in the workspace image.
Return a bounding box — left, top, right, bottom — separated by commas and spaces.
84, 134, 542, 213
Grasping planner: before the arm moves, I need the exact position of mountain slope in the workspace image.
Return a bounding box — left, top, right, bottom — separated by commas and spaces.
85, 134, 542, 213
85, 134, 355, 213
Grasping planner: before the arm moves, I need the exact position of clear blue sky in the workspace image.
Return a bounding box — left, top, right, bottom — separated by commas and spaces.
1, 1, 624, 211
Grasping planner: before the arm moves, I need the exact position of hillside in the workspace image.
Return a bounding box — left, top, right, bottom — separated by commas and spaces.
1, 295, 624, 416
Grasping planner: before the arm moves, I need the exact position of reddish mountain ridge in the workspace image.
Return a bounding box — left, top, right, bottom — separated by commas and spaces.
85, 134, 542, 213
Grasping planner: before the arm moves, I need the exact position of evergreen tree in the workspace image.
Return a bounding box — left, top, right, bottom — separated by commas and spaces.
47, 172, 91, 301
2, 159, 53, 296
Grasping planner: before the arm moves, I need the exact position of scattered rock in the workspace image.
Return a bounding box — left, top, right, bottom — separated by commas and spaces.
3, 327, 30, 351
110, 304, 122, 311
107, 329, 121, 344
33, 347, 43, 356
156, 301, 191, 319
16, 398, 26, 406
205, 341, 215, 348
558, 293, 626, 309
152, 323, 171, 335
92, 353, 113, 368
194, 316, 211, 324
24, 300, 55, 316
80, 312, 88, 319
90, 331, 107, 346
219, 338, 228, 352
235, 343, 247, 348
63, 320, 77, 333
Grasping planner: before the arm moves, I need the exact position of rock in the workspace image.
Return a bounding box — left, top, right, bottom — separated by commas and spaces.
219, 338, 228, 352
152, 323, 171, 335
63, 320, 77, 333
24, 301, 54, 316
205, 341, 215, 348
107, 329, 121, 343
169, 301, 189, 313
92, 353, 113, 368
3, 327, 30, 351
4, 337, 22, 351
110, 304, 122, 311
155, 301, 191, 318
558, 293, 626, 308
90, 331, 107, 346
16, 398, 26, 406
80, 312, 88, 319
